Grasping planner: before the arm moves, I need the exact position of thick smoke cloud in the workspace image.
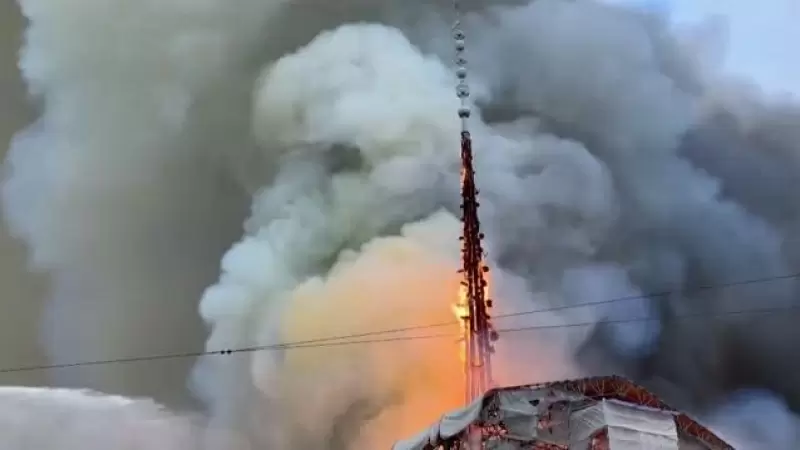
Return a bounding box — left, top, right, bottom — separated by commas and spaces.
3, 0, 800, 448
0, 0, 46, 389
3, 0, 270, 403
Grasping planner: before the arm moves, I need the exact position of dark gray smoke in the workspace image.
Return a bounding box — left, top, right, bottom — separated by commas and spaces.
2, 0, 799, 448
0, 0, 47, 389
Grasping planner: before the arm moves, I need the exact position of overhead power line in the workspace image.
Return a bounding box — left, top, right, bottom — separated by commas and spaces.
496, 270, 800, 319
216, 269, 800, 347
0, 282, 798, 375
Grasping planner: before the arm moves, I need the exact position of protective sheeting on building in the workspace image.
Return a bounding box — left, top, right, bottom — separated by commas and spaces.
390, 376, 733, 450
392, 396, 484, 450
569, 399, 679, 449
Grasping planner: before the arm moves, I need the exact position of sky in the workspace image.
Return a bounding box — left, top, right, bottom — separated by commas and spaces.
608, 0, 799, 95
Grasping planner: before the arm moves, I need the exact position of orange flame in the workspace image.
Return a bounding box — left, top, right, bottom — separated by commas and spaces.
452, 282, 469, 363
452, 264, 492, 367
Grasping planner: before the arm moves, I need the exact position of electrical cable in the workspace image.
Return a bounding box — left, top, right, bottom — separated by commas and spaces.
185, 269, 800, 349
1, 287, 798, 374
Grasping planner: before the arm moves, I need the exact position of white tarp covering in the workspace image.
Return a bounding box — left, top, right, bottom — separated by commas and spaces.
569, 399, 679, 449
495, 388, 579, 443
391, 396, 485, 450
392, 387, 563, 450
391, 384, 694, 450
494, 389, 541, 441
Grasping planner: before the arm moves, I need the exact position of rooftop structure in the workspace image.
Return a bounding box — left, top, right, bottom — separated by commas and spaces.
391, 376, 734, 450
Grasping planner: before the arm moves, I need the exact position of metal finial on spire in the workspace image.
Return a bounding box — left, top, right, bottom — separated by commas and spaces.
451, 3, 471, 133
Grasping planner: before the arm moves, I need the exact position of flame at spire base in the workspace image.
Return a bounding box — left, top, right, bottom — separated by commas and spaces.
453, 284, 469, 364
456, 130, 496, 405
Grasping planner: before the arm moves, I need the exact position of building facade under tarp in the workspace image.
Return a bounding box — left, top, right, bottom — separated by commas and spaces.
392, 376, 733, 450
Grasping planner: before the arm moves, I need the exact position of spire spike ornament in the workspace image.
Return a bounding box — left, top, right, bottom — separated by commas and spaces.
451, 0, 497, 405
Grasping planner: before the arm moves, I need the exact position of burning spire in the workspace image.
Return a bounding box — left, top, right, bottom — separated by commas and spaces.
451, 0, 498, 405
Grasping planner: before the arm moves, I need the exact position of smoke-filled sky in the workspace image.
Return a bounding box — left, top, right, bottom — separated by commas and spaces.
0, 0, 799, 449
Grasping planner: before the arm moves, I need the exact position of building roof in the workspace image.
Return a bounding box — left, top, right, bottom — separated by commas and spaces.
500, 375, 733, 449
392, 375, 733, 450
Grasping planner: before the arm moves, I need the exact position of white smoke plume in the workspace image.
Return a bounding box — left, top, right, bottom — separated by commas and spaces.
0, 386, 252, 450
3, 0, 800, 448
706, 390, 800, 449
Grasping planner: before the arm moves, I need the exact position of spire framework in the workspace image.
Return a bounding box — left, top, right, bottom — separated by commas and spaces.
451, 0, 497, 405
